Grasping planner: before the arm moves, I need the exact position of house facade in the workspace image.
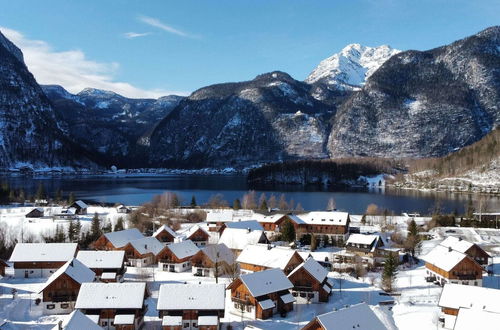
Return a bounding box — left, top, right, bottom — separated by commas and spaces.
75, 282, 147, 330
190, 243, 236, 278
122, 237, 165, 267
92, 228, 144, 250
76, 250, 126, 279
227, 269, 295, 320
182, 225, 210, 247
287, 257, 333, 303
236, 244, 303, 275
9, 243, 78, 278
439, 236, 490, 267
153, 225, 177, 245
157, 283, 225, 330
0, 259, 8, 277
156, 240, 200, 272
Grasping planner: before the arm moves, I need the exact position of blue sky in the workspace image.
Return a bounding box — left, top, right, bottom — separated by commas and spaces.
1, 0, 498, 97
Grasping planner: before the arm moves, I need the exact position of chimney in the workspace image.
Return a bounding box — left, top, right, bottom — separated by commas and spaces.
449, 247, 452, 252
247, 228, 251, 233
458, 237, 462, 241
58, 320, 63, 330
145, 244, 148, 249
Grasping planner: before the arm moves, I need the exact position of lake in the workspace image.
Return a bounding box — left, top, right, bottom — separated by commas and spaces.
2, 175, 499, 215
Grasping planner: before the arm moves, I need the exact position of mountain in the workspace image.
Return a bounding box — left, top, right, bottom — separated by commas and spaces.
306, 44, 400, 91
0, 31, 94, 169
43, 85, 183, 166
328, 26, 500, 159
148, 72, 333, 168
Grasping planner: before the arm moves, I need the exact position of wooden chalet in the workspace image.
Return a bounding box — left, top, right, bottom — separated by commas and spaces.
205, 210, 236, 232
76, 250, 126, 279
25, 207, 44, 218
423, 245, 484, 286
38, 258, 95, 314
227, 269, 295, 320
158, 283, 225, 330
190, 243, 236, 278
438, 283, 500, 329
302, 303, 386, 330
181, 224, 210, 247
156, 240, 200, 272
236, 244, 303, 275
439, 236, 490, 267
75, 282, 147, 330
0, 259, 8, 277
9, 243, 78, 278
55, 310, 102, 330
153, 225, 177, 245
122, 236, 165, 267
70, 200, 88, 215
219, 220, 264, 235
288, 257, 333, 303
92, 228, 144, 250
116, 204, 131, 214
345, 234, 398, 263
218, 227, 268, 256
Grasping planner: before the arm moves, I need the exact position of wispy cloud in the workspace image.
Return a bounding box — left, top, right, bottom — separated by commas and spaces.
123, 31, 151, 39
139, 15, 196, 38
1, 27, 188, 98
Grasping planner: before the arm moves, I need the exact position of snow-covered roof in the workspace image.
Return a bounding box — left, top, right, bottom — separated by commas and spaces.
237, 244, 300, 269
239, 268, 293, 297
162, 316, 182, 326
206, 210, 234, 223
438, 284, 500, 313
183, 224, 209, 239
10, 243, 77, 262
453, 307, 500, 330
298, 211, 349, 226
252, 213, 287, 224
113, 314, 135, 325
153, 224, 177, 239
100, 272, 116, 280
202, 244, 235, 265
280, 292, 295, 304
157, 283, 225, 310
75, 282, 146, 309
258, 299, 275, 310
129, 237, 165, 256
167, 240, 200, 259
104, 228, 144, 248
198, 315, 219, 326
346, 234, 379, 246
422, 245, 468, 272
73, 200, 88, 209
288, 257, 328, 283
39, 258, 95, 293
225, 220, 264, 231
439, 236, 474, 254
76, 250, 125, 269
218, 228, 267, 250
54, 310, 101, 330
315, 303, 386, 330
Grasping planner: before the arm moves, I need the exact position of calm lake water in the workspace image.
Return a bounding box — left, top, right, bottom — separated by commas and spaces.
2, 175, 499, 215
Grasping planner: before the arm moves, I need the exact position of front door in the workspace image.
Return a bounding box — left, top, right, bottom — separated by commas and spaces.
24, 270, 28, 278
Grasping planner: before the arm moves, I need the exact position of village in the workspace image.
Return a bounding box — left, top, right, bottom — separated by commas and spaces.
0, 194, 500, 330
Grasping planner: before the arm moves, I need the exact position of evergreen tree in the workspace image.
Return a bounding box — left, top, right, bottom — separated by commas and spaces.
311, 235, 317, 251
35, 183, 46, 201
68, 192, 75, 205
90, 212, 102, 240
361, 214, 367, 225
102, 220, 112, 233
55, 189, 63, 203
68, 218, 75, 242
280, 219, 296, 242
259, 198, 268, 211
233, 199, 242, 210
19, 189, 25, 202
382, 253, 398, 292
466, 199, 475, 220
190, 195, 197, 207
74, 219, 82, 241
8, 190, 15, 202
405, 219, 420, 257
114, 217, 125, 231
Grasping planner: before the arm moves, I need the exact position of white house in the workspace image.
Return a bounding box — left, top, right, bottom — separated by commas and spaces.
9, 243, 78, 278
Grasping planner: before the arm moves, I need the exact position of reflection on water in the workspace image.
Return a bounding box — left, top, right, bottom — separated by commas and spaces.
1, 175, 499, 215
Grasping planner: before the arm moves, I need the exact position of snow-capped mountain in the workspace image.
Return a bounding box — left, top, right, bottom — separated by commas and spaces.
306, 44, 400, 90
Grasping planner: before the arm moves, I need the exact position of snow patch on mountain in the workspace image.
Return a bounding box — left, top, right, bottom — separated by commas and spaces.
306, 44, 400, 90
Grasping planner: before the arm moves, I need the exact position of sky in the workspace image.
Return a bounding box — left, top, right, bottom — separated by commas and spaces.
0, 0, 498, 98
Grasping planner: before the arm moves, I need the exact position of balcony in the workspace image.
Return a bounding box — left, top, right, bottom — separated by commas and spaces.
51, 294, 76, 302
231, 297, 252, 305
456, 274, 478, 280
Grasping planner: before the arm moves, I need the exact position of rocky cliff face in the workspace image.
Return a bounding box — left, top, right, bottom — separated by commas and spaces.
43, 85, 183, 166
149, 72, 333, 167
328, 26, 500, 159
0, 31, 93, 169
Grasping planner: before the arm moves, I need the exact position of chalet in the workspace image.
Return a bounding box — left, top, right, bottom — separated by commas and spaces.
76, 250, 126, 279
54, 208, 77, 220
25, 207, 44, 218
423, 245, 484, 286
93, 228, 144, 250
53, 310, 102, 330
439, 236, 490, 267
157, 240, 200, 272
220, 220, 264, 234
218, 228, 268, 255
157, 283, 225, 330
179, 224, 210, 247
288, 257, 333, 303
236, 244, 303, 275
227, 268, 295, 320
253, 213, 289, 232
123, 236, 165, 267
0, 259, 8, 277
453, 307, 500, 330
345, 234, 397, 263
38, 258, 95, 314
190, 243, 237, 277
206, 209, 237, 232
70, 200, 88, 215
116, 204, 131, 214
295, 211, 350, 242
9, 243, 78, 278
153, 225, 177, 245
302, 303, 386, 330
75, 282, 147, 330
438, 283, 500, 329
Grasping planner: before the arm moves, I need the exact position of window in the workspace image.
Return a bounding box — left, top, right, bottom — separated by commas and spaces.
308, 293, 314, 298
193, 322, 197, 327
60, 303, 69, 309
46, 304, 55, 310
246, 305, 253, 312
102, 321, 108, 326
184, 322, 190, 328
